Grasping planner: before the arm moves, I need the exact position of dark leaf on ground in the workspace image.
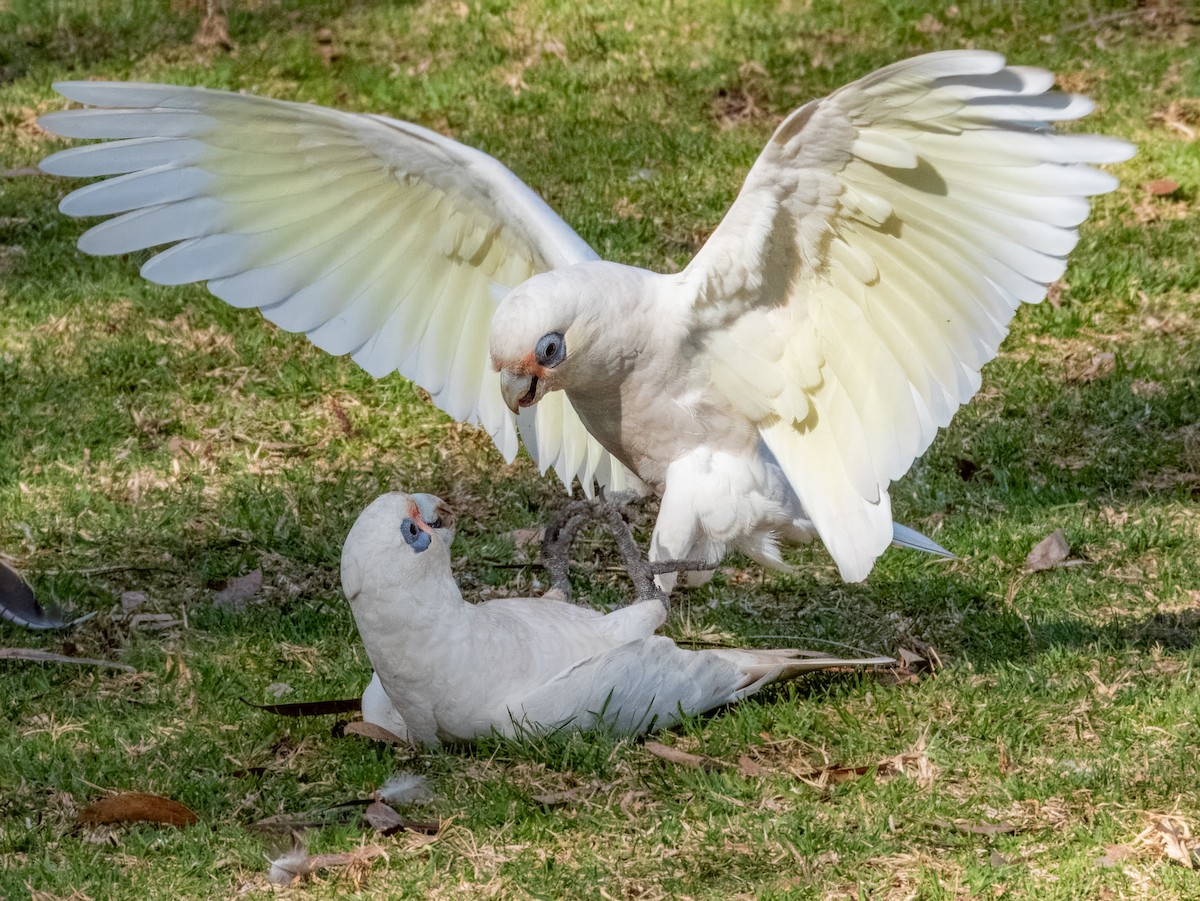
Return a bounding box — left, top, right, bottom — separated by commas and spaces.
242, 695, 361, 717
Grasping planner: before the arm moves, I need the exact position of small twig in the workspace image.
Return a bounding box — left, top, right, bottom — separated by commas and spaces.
0, 647, 134, 671
1059, 9, 1141, 33
42, 564, 172, 577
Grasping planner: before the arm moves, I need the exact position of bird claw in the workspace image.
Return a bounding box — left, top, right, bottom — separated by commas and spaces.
537, 494, 711, 608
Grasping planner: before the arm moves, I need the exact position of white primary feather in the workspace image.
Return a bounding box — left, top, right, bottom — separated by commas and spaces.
40, 82, 628, 497
681, 50, 1133, 580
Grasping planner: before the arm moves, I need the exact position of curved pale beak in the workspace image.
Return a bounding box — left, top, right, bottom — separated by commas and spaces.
499, 369, 538, 414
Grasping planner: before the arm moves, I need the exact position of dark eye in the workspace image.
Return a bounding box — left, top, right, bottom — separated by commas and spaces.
401, 518, 431, 552
427, 517, 442, 530
535, 331, 566, 367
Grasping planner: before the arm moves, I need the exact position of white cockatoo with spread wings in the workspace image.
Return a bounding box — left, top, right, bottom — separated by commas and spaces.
40, 51, 1132, 585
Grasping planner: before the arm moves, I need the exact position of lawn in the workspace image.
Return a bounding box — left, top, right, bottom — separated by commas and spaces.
1, 0, 1198, 898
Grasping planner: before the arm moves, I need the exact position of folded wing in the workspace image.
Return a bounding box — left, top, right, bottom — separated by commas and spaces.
40, 82, 630, 495
683, 51, 1133, 580
514, 638, 892, 736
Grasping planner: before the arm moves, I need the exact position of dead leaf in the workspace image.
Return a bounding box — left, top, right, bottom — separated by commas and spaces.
120, 591, 149, 614
1026, 529, 1070, 572
1151, 100, 1199, 140
897, 647, 927, 668
193, 11, 234, 54
211, 568, 262, 611
2, 166, 41, 177
1077, 351, 1116, 382
916, 12, 943, 33
644, 740, 722, 770
1096, 843, 1138, 867
267, 843, 388, 886
0, 648, 133, 671
737, 755, 768, 777
78, 792, 199, 828
364, 800, 407, 835
344, 720, 406, 743
315, 27, 342, 66
1144, 178, 1181, 196
1153, 818, 1197, 869
797, 743, 935, 790
795, 763, 873, 787
505, 527, 544, 550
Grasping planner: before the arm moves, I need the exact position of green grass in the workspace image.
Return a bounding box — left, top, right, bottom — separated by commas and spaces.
2, 0, 1199, 897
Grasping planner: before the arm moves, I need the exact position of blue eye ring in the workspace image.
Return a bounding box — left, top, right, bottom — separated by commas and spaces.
401, 518, 432, 553
535, 331, 566, 368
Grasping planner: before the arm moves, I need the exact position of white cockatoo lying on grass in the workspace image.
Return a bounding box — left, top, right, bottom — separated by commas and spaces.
343, 492, 890, 745
39, 51, 1133, 586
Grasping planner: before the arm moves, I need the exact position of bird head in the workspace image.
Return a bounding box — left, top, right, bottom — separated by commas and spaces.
489, 271, 582, 414
341, 491, 455, 602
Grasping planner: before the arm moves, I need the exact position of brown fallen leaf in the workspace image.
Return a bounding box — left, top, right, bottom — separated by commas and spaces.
795, 762, 873, 787
737, 755, 768, 778
78, 792, 199, 828
211, 568, 263, 611
643, 740, 723, 770
1096, 843, 1138, 868
897, 647, 927, 669
1153, 818, 1197, 869
796, 744, 935, 790
1076, 351, 1116, 382
1144, 178, 1181, 196
364, 800, 407, 835
193, 11, 234, 54
1025, 529, 1070, 572
505, 527, 545, 550
344, 720, 406, 743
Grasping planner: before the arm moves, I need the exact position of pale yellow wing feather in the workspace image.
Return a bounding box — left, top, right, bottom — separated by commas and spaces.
684, 51, 1133, 579
40, 83, 629, 496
